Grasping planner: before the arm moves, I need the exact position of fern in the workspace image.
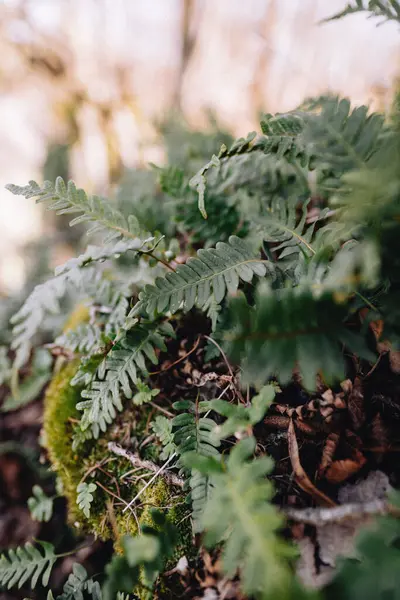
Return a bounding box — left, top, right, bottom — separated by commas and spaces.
58, 563, 102, 600
185, 436, 296, 600
173, 399, 220, 532
200, 385, 276, 441
224, 282, 373, 391
102, 509, 178, 599
130, 235, 267, 318
10, 241, 145, 368
0, 541, 57, 590
258, 197, 330, 263
0, 346, 11, 386
27, 485, 54, 523
76, 482, 97, 518
151, 415, 177, 460
132, 379, 160, 406
324, 0, 400, 24
77, 322, 174, 436
302, 97, 386, 184
6, 177, 147, 243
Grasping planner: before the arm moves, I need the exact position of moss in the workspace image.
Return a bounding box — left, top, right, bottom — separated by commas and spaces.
43, 354, 192, 557
42, 358, 85, 524
62, 303, 90, 332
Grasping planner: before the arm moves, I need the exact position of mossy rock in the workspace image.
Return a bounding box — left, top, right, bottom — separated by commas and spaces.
42, 356, 192, 554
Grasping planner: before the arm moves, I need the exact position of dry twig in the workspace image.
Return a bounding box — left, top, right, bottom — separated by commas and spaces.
108, 442, 184, 489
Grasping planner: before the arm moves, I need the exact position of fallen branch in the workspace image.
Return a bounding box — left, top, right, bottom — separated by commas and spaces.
108, 442, 184, 489
284, 499, 400, 526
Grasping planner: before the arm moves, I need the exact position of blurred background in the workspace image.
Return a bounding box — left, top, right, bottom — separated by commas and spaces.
1, 0, 400, 293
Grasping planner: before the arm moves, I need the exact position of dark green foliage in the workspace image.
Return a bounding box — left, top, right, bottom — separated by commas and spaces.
223, 282, 373, 391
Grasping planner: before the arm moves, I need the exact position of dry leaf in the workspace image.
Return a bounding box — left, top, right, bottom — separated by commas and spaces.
288, 419, 336, 507
318, 432, 340, 478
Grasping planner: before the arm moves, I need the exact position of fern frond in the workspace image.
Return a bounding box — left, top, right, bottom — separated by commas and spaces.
0, 541, 57, 590
187, 436, 296, 599
189, 132, 264, 218
27, 485, 54, 523
151, 415, 177, 460
10, 241, 144, 367
224, 282, 373, 391
58, 563, 102, 600
173, 399, 220, 532
131, 236, 267, 318
200, 385, 275, 441
303, 97, 385, 179
77, 322, 174, 436
54, 323, 104, 355
260, 112, 310, 169
323, 0, 400, 24
6, 177, 147, 242
76, 482, 97, 518
259, 197, 330, 263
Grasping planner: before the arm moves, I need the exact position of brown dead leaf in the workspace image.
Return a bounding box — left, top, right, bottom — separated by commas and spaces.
325, 455, 366, 484
288, 419, 336, 507
318, 432, 340, 478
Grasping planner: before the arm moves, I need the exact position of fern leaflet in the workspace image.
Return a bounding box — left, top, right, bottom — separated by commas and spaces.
173, 399, 220, 532
77, 322, 174, 436
0, 541, 57, 590
130, 236, 267, 318
6, 177, 147, 242
185, 436, 296, 599
224, 282, 373, 391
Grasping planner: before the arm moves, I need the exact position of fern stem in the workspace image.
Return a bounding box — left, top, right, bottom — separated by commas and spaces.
142, 251, 176, 272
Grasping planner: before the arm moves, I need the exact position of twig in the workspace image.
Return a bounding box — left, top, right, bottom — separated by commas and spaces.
149, 336, 201, 375
283, 500, 400, 526
203, 335, 234, 379
148, 401, 174, 418
123, 452, 179, 512
108, 442, 183, 490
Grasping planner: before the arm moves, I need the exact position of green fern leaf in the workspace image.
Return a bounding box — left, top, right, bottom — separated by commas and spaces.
76, 482, 97, 518
200, 385, 275, 441
186, 436, 296, 599
77, 322, 174, 436
10, 241, 144, 368
151, 415, 176, 460
259, 197, 329, 263
6, 178, 146, 243
0, 541, 57, 590
323, 1, 400, 25
131, 236, 267, 318
224, 282, 373, 390
173, 400, 220, 532
302, 96, 385, 179
58, 563, 102, 600
27, 485, 54, 523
